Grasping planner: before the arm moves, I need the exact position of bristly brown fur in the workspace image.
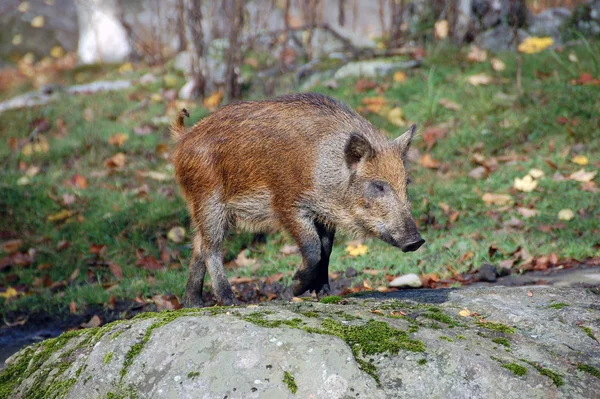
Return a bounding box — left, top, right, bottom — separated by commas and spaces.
171, 93, 423, 307
170, 108, 190, 140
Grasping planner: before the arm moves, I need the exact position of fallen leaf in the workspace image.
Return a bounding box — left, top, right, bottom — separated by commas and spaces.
153, 294, 182, 310
468, 166, 488, 179
518, 36, 553, 54
229, 276, 256, 284
582, 181, 599, 193
517, 207, 540, 218
71, 174, 87, 189
527, 290, 533, 297
133, 124, 156, 136
514, 175, 538, 192
50, 46, 64, 58
459, 308, 472, 317
362, 96, 387, 114
81, 315, 102, 328
18, 2, 30, 13
108, 133, 129, 147
393, 71, 407, 83
108, 262, 123, 279
467, 73, 492, 86
482, 193, 513, 206
56, 240, 70, 251
422, 125, 449, 150
355, 79, 377, 92
136, 255, 163, 270
1, 239, 23, 254
203, 91, 223, 111
47, 209, 75, 222
280, 244, 299, 255
490, 58, 506, 71
62, 194, 76, 206
438, 98, 461, 111
569, 169, 596, 182
558, 209, 574, 221
434, 20, 449, 39
0, 287, 19, 300
69, 301, 77, 314
528, 168, 544, 179
31, 15, 45, 28
467, 45, 487, 62
233, 250, 258, 268
345, 244, 368, 257
265, 273, 284, 284
119, 62, 134, 73
568, 52, 578, 63
419, 153, 441, 169
104, 153, 126, 168
167, 227, 186, 243
137, 170, 171, 181
387, 107, 405, 127
571, 155, 588, 166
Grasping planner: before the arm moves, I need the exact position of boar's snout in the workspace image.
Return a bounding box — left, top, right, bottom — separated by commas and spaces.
401, 235, 425, 252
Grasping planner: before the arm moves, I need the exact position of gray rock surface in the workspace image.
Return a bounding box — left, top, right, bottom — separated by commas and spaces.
3, 287, 600, 398
529, 8, 572, 41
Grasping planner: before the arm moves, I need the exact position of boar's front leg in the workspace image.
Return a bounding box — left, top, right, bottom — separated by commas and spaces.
287, 213, 335, 297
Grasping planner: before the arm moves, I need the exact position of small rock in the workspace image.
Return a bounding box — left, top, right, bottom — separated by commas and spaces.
468, 166, 487, 180
178, 79, 197, 100
322, 79, 338, 89
139, 73, 157, 85
477, 264, 498, 283
389, 273, 422, 288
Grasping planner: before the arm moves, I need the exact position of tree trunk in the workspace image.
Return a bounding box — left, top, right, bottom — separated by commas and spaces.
74, 0, 131, 64
184, 0, 206, 99
454, 0, 473, 44
225, 0, 244, 101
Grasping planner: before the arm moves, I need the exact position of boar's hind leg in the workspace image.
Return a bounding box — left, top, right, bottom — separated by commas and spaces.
184, 234, 207, 308
288, 213, 334, 297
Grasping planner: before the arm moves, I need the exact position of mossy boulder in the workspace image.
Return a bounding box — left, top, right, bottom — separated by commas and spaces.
2, 287, 599, 398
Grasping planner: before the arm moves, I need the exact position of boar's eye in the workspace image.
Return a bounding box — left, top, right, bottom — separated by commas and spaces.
406, 177, 413, 185
367, 181, 387, 197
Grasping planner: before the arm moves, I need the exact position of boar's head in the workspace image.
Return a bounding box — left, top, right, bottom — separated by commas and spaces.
344, 124, 424, 252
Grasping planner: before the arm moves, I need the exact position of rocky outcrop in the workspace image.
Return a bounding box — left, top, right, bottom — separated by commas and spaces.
2, 287, 599, 398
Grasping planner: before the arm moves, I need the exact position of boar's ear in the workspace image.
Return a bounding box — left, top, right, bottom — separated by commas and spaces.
393, 124, 417, 158
345, 133, 374, 170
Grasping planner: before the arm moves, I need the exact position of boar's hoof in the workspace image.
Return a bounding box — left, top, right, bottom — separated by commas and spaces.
291, 278, 330, 297
184, 296, 204, 308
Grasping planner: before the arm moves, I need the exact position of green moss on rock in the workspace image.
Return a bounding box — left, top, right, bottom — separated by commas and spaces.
417, 359, 428, 365
283, 371, 298, 394
580, 326, 598, 342
547, 303, 569, 310
476, 321, 516, 334
577, 364, 600, 379
502, 363, 528, 376
187, 371, 200, 379
104, 352, 114, 365
520, 359, 564, 387
492, 338, 511, 347
319, 296, 343, 304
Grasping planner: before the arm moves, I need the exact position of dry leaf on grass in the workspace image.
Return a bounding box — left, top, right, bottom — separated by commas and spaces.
517, 207, 540, 218
482, 193, 513, 206
167, 227, 186, 243
467, 45, 487, 62
558, 209, 574, 221
571, 155, 588, 166
438, 98, 461, 111
108, 133, 128, 147
569, 169, 597, 182
434, 20, 449, 39
514, 175, 538, 192
420, 153, 441, 169
467, 73, 493, 86
346, 244, 368, 257
490, 58, 506, 71
104, 153, 126, 168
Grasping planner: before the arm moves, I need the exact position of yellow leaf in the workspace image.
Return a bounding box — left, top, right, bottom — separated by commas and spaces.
558, 209, 574, 221
569, 169, 597, 183
518, 37, 553, 54
163, 74, 179, 88
393, 71, 407, 83
31, 15, 45, 28
361, 96, 387, 114
167, 227, 186, 243
439, 98, 461, 111
481, 193, 513, 206
12, 34, 23, 46
0, 287, 19, 300
490, 58, 506, 71
108, 133, 128, 147
18, 2, 30, 12
528, 168, 544, 179
50, 46, 64, 58
203, 91, 224, 111
571, 155, 588, 166
466, 73, 492, 86
150, 93, 163, 102
47, 209, 75, 222
104, 152, 126, 168
434, 20, 449, 39
119, 62, 133, 73
346, 244, 368, 257
513, 175, 538, 192
420, 153, 441, 169
458, 308, 472, 317
467, 45, 487, 63
387, 107, 406, 127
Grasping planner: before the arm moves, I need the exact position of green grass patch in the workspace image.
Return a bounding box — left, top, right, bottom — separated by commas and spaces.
579, 326, 598, 342
520, 359, 564, 387
577, 364, 600, 379
491, 337, 511, 347
502, 363, 528, 377
319, 296, 343, 304
283, 371, 298, 394
547, 303, 570, 310
476, 321, 516, 334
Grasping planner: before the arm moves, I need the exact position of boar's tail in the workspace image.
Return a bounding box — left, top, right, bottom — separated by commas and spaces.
170, 108, 190, 141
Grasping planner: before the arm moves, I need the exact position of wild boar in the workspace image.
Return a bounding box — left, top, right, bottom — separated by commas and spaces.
171, 93, 424, 307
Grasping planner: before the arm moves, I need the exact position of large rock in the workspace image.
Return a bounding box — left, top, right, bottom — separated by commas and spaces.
474, 25, 530, 52
529, 8, 572, 41
2, 287, 599, 398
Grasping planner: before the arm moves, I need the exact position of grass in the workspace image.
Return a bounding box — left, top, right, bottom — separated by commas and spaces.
1, 40, 599, 316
